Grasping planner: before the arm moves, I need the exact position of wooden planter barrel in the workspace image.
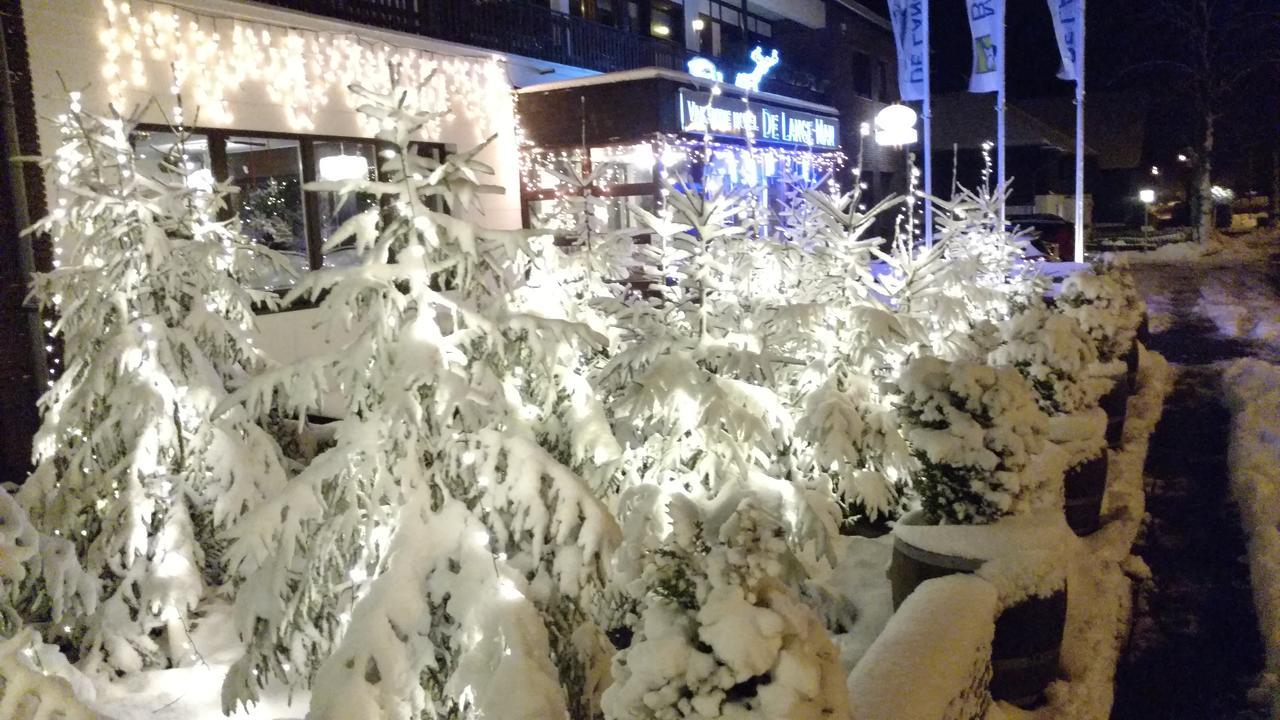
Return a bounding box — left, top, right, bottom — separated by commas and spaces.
1063, 452, 1109, 536
990, 589, 1068, 706
1099, 377, 1129, 449
889, 517, 1067, 707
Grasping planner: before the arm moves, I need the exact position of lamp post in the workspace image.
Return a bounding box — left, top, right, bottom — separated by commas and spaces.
874, 104, 922, 242
1139, 188, 1155, 235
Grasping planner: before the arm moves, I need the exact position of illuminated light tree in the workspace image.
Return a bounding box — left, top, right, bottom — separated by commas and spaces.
17, 93, 290, 673
220, 82, 620, 720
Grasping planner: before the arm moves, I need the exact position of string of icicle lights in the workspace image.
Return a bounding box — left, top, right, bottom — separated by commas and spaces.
98, 0, 512, 136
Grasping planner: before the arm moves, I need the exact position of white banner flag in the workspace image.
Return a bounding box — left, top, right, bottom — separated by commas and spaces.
965, 0, 1004, 94
889, 0, 928, 101
1048, 0, 1083, 81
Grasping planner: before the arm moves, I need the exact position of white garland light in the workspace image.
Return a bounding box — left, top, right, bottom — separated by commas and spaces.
99, 0, 511, 136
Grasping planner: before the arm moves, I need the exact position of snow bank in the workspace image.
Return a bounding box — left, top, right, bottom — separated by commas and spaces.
1111, 228, 1278, 266
893, 509, 1072, 607
0, 630, 100, 719
1193, 275, 1280, 346
1223, 358, 1280, 713
1015, 346, 1173, 720
847, 574, 997, 720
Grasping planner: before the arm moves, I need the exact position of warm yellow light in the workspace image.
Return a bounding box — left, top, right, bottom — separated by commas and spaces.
652, 24, 671, 37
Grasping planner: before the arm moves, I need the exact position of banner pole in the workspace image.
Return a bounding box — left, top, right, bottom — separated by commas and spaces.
997, 0, 1006, 227
922, 0, 934, 247
1073, 0, 1086, 262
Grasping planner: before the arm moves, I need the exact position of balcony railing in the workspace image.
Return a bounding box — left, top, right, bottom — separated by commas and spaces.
254, 0, 827, 102
258, 0, 695, 74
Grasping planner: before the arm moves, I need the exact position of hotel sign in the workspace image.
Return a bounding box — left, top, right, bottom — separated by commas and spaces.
677, 89, 840, 150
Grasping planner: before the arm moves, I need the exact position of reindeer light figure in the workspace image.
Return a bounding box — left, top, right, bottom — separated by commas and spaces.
733, 47, 780, 92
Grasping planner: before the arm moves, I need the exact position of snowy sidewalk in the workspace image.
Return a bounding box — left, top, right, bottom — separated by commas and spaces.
1110, 237, 1279, 719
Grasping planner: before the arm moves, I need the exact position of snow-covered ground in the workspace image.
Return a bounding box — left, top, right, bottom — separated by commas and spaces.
1223, 359, 1280, 716
999, 348, 1172, 720
9, 603, 308, 720
1126, 227, 1280, 715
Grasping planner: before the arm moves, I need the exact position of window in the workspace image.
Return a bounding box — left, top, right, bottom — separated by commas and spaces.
650, 0, 682, 43
523, 143, 657, 237
134, 130, 214, 189
133, 126, 446, 298
852, 52, 873, 97
705, 0, 771, 58
228, 136, 309, 285
312, 141, 380, 270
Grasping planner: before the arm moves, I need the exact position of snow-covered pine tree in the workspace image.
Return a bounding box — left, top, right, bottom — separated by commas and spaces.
591, 172, 849, 718
0, 487, 97, 639
895, 356, 1049, 524
601, 172, 834, 561
603, 496, 851, 720
220, 82, 620, 720
18, 94, 290, 673
775, 171, 917, 525
932, 182, 1035, 326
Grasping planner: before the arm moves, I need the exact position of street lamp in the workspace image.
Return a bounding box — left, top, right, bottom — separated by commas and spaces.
1139, 188, 1156, 233
874, 104, 919, 147
1150, 165, 1160, 176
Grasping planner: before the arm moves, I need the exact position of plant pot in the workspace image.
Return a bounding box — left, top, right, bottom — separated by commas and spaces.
1063, 452, 1109, 536
890, 512, 1068, 708
1099, 378, 1129, 449
989, 588, 1068, 707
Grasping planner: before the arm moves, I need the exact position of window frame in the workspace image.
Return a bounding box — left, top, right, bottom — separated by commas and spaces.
133, 123, 447, 294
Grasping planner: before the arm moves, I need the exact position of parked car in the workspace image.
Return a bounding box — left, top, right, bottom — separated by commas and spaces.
1007, 213, 1074, 262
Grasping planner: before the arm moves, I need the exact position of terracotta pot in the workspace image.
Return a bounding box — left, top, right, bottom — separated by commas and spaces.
1063, 452, 1109, 536
889, 512, 1067, 708
1099, 378, 1129, 449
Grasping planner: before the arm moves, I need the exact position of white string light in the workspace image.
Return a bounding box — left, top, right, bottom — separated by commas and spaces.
99, 0, 511, 137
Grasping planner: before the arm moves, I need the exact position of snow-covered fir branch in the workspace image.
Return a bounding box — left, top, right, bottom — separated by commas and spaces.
17, 95, 290, 673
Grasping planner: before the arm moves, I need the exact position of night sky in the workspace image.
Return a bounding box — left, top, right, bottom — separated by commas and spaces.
856, 0, 1280, 193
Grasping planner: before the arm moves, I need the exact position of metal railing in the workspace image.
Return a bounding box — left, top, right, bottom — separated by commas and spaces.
257, 0, 694, 73
254, 0, 827, 101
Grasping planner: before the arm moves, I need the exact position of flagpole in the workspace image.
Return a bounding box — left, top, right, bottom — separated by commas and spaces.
1073, 0, 1086, 262
922, 0, 934, 247
996, 0, 1006, 226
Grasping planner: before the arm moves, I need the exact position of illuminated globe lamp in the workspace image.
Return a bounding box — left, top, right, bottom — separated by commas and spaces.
318, 152, 371, 182
874, 104, 919, 147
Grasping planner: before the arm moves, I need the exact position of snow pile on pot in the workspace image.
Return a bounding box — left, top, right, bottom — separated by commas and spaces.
895, 357, 1050, 524
848, 574, 997, 720
1057, 262, 1145, 364
1223, 358, 1280, 712
990, 300, 1109, 465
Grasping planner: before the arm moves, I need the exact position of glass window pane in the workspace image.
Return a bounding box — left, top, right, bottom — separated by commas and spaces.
528, 149, 586, 191
134, 130, 214, 190
313, 141, 379, 269
591, 144, 654, 185
228, 136, 308, 289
